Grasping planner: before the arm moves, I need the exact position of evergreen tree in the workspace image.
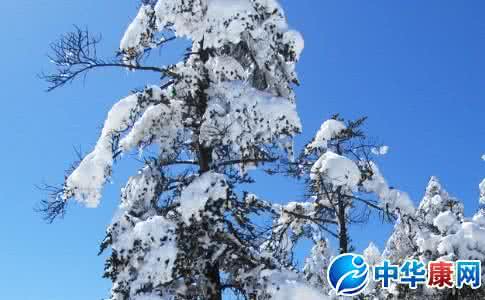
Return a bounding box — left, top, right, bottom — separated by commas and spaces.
40, 0, 329, 299
362, 242, 383, 298
382, 177, 485, 299
282, 115, 414, 255
303, 238, 332, 294
383, 177, 463, 267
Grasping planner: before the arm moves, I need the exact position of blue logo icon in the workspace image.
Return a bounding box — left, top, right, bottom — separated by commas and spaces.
327, 253, 369, 296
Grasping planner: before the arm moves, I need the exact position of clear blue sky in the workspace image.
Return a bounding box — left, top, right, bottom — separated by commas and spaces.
1, 1, 484, 299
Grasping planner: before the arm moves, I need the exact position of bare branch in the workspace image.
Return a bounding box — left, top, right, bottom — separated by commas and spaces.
35, 183, 67, 223
40, 26, 176, 92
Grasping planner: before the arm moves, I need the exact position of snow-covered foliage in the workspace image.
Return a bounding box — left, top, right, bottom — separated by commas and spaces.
177, 171, 228, 224
283, 116, 415, 257
201, 81, 301, 161
362, 161, 414, 216
241, 269, 328, 300
120, 5, 157, 63
310, 151, 361, 188
416, 176, 463, 225
47, 0, 310, 298
303, 239, 333, 293
120, 0, 303, 100
101, 165, 178, 299
274, 201, 320, 236
64, 86, 170, 207
305, 119, 346, 153
384, 177, 463, 264
381, 176, 485, 299
363, 243, 382, 297
64, 93, 139, 207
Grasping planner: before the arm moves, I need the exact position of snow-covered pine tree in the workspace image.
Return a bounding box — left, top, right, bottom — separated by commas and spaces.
381, 177, 456, 298
303, 238, 332, 294
39, 1, 331, 299
380, 176, 485, 299
279, 115, 414, 256
362, 242, 383, 298
383, 177, 463, 267
418, 179, 485, 300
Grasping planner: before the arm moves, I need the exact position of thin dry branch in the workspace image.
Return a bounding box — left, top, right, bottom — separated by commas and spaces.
40, 26, 176, 91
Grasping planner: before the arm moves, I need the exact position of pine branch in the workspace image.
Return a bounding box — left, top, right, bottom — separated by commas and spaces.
39, 26, 176, 91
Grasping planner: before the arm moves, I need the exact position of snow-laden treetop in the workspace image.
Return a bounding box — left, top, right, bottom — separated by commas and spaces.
121, 0, 304, 62
60, 0, 304, 208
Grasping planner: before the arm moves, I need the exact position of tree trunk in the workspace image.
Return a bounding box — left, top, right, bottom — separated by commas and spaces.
337, 200, 348, 254
198, 145, 222, 300
335, 145, 349, 254
206, 263, 223, 300
196, 42, 222, 300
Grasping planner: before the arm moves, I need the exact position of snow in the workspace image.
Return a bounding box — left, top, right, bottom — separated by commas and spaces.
119, 99, 184, 158
152, 0, 257, 48
63, 86, 187, 208
206, 55, 246, 82
118, 166, 160, 216
310, 151, 361, 188
120, 5, 155, 64
433, 211, 458, 233
385, 177, 485, 273
207, 0, 252, 18
154, 0, 207, 40
130, 217, 177, 284
371, 145, 389, 155
65, 94, 139, 207
131, 294, 171, 300
472, 211, 485, 227
283, 30, 305, 60
480, 178, 485, 205
364, 242, 382, 266
304, 239, 332, 293
306, 119, 346, 152
363, 242, 381, 296
272, 283, 328, 300
417, 176, 463, 224
383, 216, 415, 264
434, 221, 485, 262
275, 201, 319, 235
69, 0, 344, 298
178, 171, 228, 224
119, 0, 304, 100
201, 81, 301, 159
260, 269, 330, 300
204, 0, 255, 47
362, 162, 415, 215
113, 216, 178, 296
384, 189, 414, 215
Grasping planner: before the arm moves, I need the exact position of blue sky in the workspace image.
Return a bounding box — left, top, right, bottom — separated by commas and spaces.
1, 1, 484, 299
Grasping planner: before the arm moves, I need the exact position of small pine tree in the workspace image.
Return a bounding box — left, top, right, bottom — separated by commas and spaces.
381, 177, 485, 299
303, 238, 332, 293
281, 115, 414, 255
